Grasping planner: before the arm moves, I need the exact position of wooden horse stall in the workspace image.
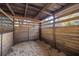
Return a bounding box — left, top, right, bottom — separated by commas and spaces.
55, 12, 79, 55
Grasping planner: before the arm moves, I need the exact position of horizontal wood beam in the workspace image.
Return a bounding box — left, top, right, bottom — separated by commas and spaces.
0, 8, 13, 21
12, 15, 40, 22
55, 16, 79, 24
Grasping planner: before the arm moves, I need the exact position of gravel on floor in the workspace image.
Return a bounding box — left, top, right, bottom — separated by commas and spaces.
7, 40, 65, 56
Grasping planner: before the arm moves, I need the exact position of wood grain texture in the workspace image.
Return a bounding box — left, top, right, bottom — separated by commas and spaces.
56, 26, 79, 55
0, 32, 13, 56
41, 24, 79, 55
14, 24, 39, 44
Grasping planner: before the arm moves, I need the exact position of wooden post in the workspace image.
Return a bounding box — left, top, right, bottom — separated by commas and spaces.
39, 23, 42, 41
0, 17, 3, 56
52, 14, 56, 49
13, 18, 15, 45
28, 23, 29, 41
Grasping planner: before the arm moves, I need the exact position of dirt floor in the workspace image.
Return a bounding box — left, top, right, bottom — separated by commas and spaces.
7, 40, 65, 56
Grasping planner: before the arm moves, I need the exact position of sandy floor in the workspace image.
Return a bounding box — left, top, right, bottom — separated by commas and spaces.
7, 40, 65, 56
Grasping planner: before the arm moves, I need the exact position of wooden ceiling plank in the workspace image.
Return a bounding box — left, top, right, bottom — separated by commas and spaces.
34, 4, 52, 18
6, 3, 15, 16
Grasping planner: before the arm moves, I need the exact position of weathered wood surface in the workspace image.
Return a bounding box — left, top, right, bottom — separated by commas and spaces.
0, 32, 13, 56
41, 23, 79, 55
42, 26, 79, 55
56, 26, 79, 55
14, 24, 39, 44
41, 27, 55, 47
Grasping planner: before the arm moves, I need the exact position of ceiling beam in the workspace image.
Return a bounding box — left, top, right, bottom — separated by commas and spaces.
34, 4, 52, 18
25, 3, 28, 17
6, 3, 15, 16
0, 8, 13, 21
42, 11, 53, 15
56, 3, 64, 7
55, 4, 79, 18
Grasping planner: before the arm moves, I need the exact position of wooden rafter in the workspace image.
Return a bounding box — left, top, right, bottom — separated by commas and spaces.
43, 11, 53, 15
0, 8, 13, 21
55, 4, 79, 18
34, 4, 52, 18
25, 3, 28, 17
56, 3, 64, 7
6, 3, 15, 16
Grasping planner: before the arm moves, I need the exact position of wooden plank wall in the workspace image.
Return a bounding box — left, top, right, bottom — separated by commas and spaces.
2, 32, 13, 55
0, 16, 13, 56
14, 24, 29, 43
41, 13, 79, 55
55, 25, 79, 55
0, 33, 13, 55
29, 25, 39, 40
41, 24, 55, 47
14, 22, 39, 44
